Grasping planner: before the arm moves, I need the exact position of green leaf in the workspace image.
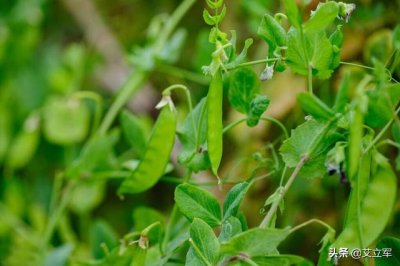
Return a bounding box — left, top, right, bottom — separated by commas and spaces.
220, 227, 290, 257
286, 29, 335, 79
44, 244, 74, 266
43, 96, 90, 145
258, 14, 287, 54
376, 237, 400, 266
223, 182, 250, 220
297, 92, 334, 120
225, 38, 254, 70
280, 119, 337, 168
175, 183, 221, 227
284, 0, 301, 28
219, 216, 243, 243
177, 98, 210, 173
246, 95, 270, 127
0, 107, 11, 163
190, 218, 220, 265
185, 247, 207, 266
229, 68, 260, 114
133, 207, 164, 245
120, 110, 147, 157
91, 220, 119, 259
329, 27, 343, 69
303, 2, 339, 34
203, 9, 216, 26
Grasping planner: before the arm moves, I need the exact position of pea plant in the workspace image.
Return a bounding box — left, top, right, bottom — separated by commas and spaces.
1, 0, 400, 265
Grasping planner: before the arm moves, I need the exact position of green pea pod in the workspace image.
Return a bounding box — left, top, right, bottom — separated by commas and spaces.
332, 153, 397, 249
297, 92, 334, 120
118, 106, 176, 195
207, 71, 223, 178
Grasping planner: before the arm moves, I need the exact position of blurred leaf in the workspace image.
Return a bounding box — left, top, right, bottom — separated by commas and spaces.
66, 130, 119, 178
158, 28, 187, 64
393, 25, 400, 51
69, 181, 106, 214
364, 30, 393, 64
91, 220, 119, 259
190, 218, 220, 265
133, 207, 164, 245
43, 96, 90, 145
303, 2, 339, 34
223, 182, 250, 220
376, 237, 400, 266
333, 73, 349, 113
284, 0, 301, 28
229, 68, 260, 114
221, 227, 290, 257
297, 92, 334, 121
175, 183, 221, 227
5, 114, 40, 170
44, 244, 74, 266
120, 110, 147, 157
0, 107, 12, 163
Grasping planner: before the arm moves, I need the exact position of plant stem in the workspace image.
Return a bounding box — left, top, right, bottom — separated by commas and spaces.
157, 64, 210, 85
308, 64, 313, 94
43, 181, 76, 247
289, 218, 333, 234
259, 156, 308, 228
227, 58, 281, 71
153, 0, 197, 53
222, 116, 288, 139
339, 61, 375, 70
98, 71, 147, 135
162, 84, 196, 141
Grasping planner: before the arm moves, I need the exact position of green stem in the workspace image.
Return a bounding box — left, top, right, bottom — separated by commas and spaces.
157, 64, 210, 85
162, 84, 196, 141
98, 71, 147, 135
289, 218, 333, 234
339, 61, 375, 70
223, 116, 288, 139
162, 170, 193, 254
153, 0, 197, 53
43, 181, 76, 247
227, 58, 281, 71
259, 156, 308, 228
308, 64, 313, 94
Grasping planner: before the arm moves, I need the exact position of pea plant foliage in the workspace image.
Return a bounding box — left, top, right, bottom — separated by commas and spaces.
2, 0, 400, 265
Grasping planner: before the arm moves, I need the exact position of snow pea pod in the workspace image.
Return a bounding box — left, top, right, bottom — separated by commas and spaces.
332, 152, 397, 249
118, 105, 176, 195
207, 71, 223, 177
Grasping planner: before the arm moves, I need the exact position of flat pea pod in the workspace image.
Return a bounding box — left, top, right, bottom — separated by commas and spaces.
207, 71, 223, 178
332, 152, 397, 249
118, 106, 176, 195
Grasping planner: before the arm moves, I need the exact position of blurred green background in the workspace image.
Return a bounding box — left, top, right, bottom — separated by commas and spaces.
0, 0, 400, 265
